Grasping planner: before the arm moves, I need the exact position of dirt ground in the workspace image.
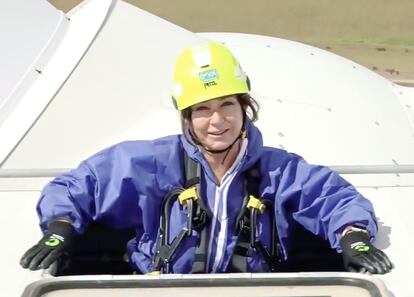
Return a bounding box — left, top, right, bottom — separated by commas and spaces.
49, 0, 414, 85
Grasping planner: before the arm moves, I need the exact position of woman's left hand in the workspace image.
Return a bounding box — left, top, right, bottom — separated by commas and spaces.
340, 230, 394, 274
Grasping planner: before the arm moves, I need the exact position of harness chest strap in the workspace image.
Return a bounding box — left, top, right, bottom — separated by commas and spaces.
152, 153, 280, 273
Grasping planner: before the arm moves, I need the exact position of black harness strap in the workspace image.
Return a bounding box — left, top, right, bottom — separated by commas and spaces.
184, 154, 211, 273
230, 162, 280, 272
153, 189, 188, 274
152, 153, 211, 274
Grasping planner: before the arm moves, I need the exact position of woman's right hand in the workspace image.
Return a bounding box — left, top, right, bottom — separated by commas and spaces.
20, 220, 73, 270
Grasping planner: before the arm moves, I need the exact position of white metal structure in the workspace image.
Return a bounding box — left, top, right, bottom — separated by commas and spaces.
0, 0, 413, 296
21, 273, 391, 297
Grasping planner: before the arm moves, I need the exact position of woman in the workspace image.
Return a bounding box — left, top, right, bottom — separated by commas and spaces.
20, 41, 392, 274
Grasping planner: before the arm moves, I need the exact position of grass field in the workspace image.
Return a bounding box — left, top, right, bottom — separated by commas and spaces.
50, 0, 414, 82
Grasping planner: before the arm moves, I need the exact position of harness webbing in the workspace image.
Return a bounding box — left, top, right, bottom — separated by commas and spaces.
152, 153, 211, 274
152, 152, 279, 273
184, 153, 210, 273
230, 163, 280, 272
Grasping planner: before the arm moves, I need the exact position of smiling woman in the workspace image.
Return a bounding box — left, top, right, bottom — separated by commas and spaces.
191, 97, 244, 150
172, 42, 252, 182
188, 96, 245, 183
180, 93, 260, 183
4, 1, 414, 297
20, 40, 392, 276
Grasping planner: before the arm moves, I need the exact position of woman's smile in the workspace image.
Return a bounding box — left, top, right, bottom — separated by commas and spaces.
208, 129, 229, 136
190, 95, 243, 152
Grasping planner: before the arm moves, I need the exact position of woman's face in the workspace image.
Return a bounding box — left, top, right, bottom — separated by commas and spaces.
190, 95, 244, 151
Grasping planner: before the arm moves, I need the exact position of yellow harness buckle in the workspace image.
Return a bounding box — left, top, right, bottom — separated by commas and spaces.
247, 195, 266, 213
178, 186, 198, 206
146, 270, 161, 276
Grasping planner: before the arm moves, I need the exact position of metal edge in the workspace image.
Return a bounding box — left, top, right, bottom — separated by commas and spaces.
21, 273, 390, 297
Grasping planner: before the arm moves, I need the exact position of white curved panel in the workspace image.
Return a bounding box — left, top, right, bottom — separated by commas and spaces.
1, 0, 203, 169
0, 0, 114, 166
0, 0, 63, 110
5, 13, 414, 169
199, 33, 414, 166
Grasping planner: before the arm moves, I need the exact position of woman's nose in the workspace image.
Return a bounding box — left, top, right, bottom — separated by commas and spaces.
210, 110, 224, 124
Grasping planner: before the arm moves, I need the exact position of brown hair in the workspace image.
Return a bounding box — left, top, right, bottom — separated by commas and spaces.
180, 94, 259, 130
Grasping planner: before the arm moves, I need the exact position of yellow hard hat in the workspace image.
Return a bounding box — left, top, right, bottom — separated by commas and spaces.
172, 41, 250, 110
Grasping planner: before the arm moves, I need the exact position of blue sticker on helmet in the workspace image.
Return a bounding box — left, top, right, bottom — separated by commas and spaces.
199, 69, 218, 82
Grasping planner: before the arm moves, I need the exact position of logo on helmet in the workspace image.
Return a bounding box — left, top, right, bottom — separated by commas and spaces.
199, 69, 219, 88
199, 69, 218, 82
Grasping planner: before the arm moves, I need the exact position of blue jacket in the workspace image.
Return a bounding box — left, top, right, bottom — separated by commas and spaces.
36, 121, 377, 273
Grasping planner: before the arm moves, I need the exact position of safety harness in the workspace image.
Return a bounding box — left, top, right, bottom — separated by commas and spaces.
152, 152, 280, 273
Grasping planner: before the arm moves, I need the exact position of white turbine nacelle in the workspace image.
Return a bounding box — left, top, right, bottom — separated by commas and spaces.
0, 0, 413, 296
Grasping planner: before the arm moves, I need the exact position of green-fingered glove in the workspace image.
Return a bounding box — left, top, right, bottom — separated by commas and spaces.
20, 220, 73, 270
340, 230, 393, 274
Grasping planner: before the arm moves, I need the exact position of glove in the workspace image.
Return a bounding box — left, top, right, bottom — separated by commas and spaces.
340, 229, 393, 274
20, 220, 73, 270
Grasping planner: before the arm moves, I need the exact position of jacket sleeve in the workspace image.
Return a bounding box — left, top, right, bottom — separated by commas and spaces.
36, 141, 162, 235
276, 153, 378, 251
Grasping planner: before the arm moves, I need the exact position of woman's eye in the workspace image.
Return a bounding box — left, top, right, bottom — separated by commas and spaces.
221, 101, 234, 107
194, 106, 208, 111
